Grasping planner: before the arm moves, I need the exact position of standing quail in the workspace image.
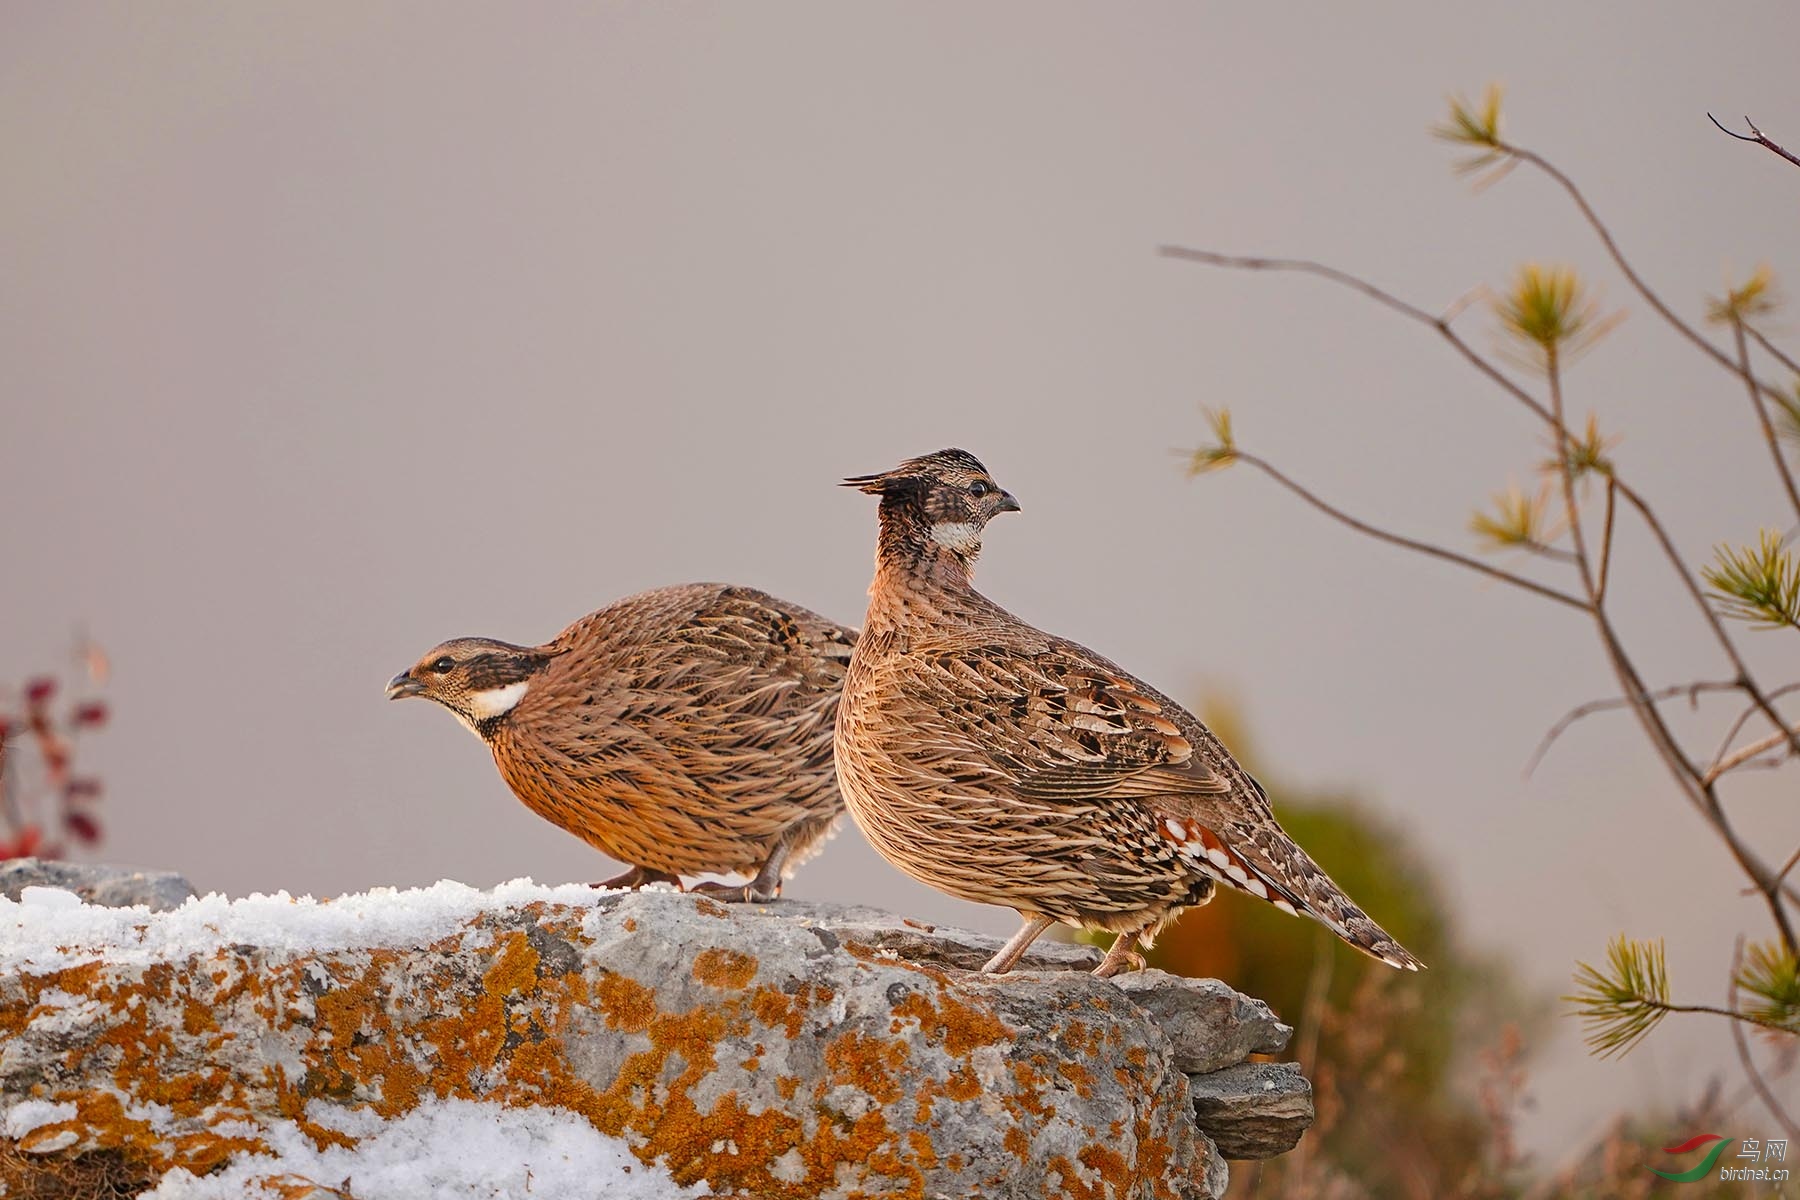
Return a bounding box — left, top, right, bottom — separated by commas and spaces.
834, 449, 1423, 975
388, 583, 855, 901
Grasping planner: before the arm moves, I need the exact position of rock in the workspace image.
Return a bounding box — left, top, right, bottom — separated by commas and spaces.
0, 857, 196, 912
0, 881, 1311, 1198
1185, 1062, 1314, 1159
1111, 970, 1292, 1074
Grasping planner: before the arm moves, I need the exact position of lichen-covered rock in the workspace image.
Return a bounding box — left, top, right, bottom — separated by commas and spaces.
0, 856, 196, 911
0, 879, 1311, 1198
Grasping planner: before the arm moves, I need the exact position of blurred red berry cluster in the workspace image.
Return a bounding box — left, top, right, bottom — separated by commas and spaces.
1, 643, 110, 861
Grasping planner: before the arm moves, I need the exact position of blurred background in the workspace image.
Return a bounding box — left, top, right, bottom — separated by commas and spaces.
5, 3, 1799, 1192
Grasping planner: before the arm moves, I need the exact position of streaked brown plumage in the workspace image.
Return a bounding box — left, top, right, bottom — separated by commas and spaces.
834, 449, 1423, 975
388, 583, 856, 901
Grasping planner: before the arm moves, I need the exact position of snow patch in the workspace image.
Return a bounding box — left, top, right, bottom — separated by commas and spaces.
0, 878, 616, 972
142, 1098, 709, 1199
2, 1098, 76, 1139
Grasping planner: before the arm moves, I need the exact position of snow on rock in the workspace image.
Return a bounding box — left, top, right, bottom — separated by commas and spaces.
0, 876, 1305, 1199
142, 1097, 708, 1199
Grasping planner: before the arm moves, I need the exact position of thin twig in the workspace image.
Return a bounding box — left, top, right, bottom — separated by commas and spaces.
1526, 680, 1741, 776
1594, 476, 1618, 605
1710, 682, 1800, 780
1729, 936, 1800, 1142
1733, 318, 1800, 526
1705, 719, 1800, 785
1710, 114, 1800, 172
1651, 999, 1800, 1036
1504, 142, 1793, 410
1231, 451, 1590, 611
1749, 325, 1800, 380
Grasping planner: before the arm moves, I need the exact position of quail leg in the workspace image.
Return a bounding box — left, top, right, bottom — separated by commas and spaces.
981, 913, 1057, 974
593, 865, 683, 891
1093, 929, 1148, 978
689, 839, 793, 904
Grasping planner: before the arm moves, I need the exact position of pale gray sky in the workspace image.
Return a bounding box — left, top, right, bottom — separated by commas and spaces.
5, 0, 1799, 1154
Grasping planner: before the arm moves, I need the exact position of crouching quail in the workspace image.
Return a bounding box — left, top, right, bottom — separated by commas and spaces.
388, 583, 855, 901
833, 449, 1422, 975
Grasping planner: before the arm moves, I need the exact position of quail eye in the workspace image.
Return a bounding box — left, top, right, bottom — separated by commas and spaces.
969, 480, 992, 498
429, 657, 455, 675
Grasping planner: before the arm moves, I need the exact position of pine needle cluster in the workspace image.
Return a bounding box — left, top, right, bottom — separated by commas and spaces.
1564, 937, 1671, 1059
1704, 529, 1800, 630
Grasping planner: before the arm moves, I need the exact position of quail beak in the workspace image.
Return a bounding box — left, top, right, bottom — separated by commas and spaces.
386, 671, 425, 701
996, 490, 1021, 514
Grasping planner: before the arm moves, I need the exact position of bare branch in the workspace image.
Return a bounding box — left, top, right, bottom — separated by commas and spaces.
1733, 318, 1800, 525
1729, 937, 1800, 1142
1502, 143, 1794, 409
1749, 325, 1800, 380
1710, 113, 1800, 172
1526, 680, 1741, 776
1706, 719, 1800, 785
1230, 451, 1590, 612
1594, 477, 1618, 605
1710, 682, 1800, 781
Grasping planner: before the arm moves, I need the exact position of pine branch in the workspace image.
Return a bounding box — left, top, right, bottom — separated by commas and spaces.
1729, 937, 1800, 1143
1704, 530, 1800, 631
1566, 936, 1797, 1059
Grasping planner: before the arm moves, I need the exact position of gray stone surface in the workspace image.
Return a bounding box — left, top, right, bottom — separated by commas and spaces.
0, 856, 196, 911
1, 884, 1310, 1197
1112, 969, 1293, 1074
1186, 1061, 1315, 1159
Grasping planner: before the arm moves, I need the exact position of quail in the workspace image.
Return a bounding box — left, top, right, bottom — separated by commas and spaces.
834, 449, 1422, 976
388, 583, 856, 901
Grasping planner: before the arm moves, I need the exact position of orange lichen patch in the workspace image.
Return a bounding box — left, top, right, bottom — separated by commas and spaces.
890, 989, 1009, 1059
749, 981, 829, 1039
594, 974, 657, 1033
482, 932, 540, 999
774, 1075, 799, 1101
1057, 1059, 1096, 1099
940, 1063, 981, 1103
181, 996, 217, 1036
691, 897, 729, 919
822, 1030, 907, 1106
691, 947, 758, 990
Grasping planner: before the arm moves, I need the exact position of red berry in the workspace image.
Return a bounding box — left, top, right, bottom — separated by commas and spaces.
64, 778, 103, 802
24, 678, 56, 706
64, 812, 101, 845
73, 701, 109, 728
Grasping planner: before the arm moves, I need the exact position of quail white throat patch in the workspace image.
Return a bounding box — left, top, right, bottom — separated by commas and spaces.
467, 681, 529, 722
929, 521, 982, 555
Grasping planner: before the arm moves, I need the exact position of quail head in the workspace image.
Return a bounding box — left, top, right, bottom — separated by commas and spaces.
389, 583, 856, 901
833, 449, 1422, 975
